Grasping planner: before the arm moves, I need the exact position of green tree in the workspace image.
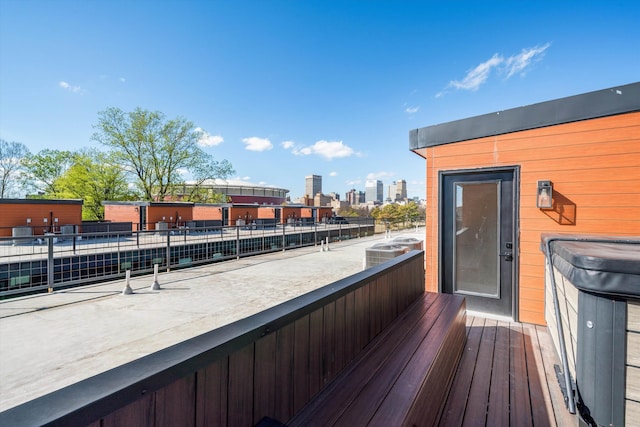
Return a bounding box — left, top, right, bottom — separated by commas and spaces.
338, 205, 370, 218
92, 107, 233, 201
55, 150, 134, 220
371, 202, 423, 230
0, 139, 30, 198
21, 149, 73, 196
398, 201, 422, 225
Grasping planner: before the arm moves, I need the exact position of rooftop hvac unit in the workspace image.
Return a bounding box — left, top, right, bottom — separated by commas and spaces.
392, 237, 423, 251
365, 243, 408, 269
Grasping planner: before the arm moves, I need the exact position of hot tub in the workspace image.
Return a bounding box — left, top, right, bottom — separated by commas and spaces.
542, 234, 640, 426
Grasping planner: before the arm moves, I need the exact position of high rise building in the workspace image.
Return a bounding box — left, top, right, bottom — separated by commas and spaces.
346, 189, 366, 205
387, 179, 408, 202
305, 175, 322, 198
396, 179, 407, 201
388, 182, 397, 202
365, 180, 383, 203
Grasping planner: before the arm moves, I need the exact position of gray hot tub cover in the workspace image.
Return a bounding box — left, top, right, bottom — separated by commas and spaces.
542, 235, 640, 298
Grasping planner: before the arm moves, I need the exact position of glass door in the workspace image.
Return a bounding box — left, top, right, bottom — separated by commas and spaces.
441, 169, 516, 317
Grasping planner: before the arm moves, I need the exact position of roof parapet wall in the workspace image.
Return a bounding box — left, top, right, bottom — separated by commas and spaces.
410, 82, 640, 150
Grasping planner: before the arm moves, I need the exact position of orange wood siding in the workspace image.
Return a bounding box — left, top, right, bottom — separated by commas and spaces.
417, 112, 640, 325
148, 205, 193, 227
192, 205, 223, 220
257, 206, 277, 219
317, 207, 333, 221
281, 207, 301, 224
228, 206, 259, 225
0, 202, 82, 236
103, 204, 138, 224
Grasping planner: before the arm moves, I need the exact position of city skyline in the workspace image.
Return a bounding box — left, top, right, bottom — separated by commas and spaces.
1, 1, 639, 200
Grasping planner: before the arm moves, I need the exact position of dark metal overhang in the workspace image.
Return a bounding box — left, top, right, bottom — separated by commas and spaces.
410, 82, 640, 150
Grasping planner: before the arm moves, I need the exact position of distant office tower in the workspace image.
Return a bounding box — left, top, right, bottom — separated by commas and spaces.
388, 182, 397, 202
396, 179, 407, 201
387, 179, 407, 202
314, 193, 332, 207
365, 180, 383, 203
346, 189, 366, 205
305, 175, 322, 198
346, 189, 357, 205
357, 191, 366, 204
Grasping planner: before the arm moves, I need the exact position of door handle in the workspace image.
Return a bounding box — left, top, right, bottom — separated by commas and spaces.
499, 252, 513, 262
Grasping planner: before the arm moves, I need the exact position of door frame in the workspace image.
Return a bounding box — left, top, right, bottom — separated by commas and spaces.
438, 166, 520, 321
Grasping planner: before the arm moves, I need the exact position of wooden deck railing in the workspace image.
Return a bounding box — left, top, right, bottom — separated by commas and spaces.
0, 250, 425, 427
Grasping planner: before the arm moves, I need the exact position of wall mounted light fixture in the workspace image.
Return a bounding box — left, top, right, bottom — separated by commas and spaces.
537, 180, 553, 209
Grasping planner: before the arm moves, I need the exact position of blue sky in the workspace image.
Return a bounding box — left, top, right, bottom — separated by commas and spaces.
1, 1, 639, 200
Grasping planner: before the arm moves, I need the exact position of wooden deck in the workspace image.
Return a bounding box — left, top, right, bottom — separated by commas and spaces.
438, 316, 578, 426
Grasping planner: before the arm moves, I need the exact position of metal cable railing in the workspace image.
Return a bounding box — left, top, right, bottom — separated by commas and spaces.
0, 220, 376, 297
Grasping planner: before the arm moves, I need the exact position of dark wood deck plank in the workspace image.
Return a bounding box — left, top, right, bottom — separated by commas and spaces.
334, 294, 347, 375
522, 323, 554, 427
323, 301, 337, 384
196, 359, 228, 427
402, 304, 467, 427
461, 318, 497, 427
274, 322, 295, 422
308, 307, 324, 397
227, 344, 254, 427
438, 316, 486, 426
510, 322, 534, 427
440, 316, 577, 427
486, 320, 510, 426
368, 296, 465, 426
292, 315, 310, 414
288, 292, 444, 426
254, 333, 277, 424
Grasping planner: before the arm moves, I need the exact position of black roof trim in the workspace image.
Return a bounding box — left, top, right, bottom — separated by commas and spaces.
101, 201, 195, 207
0, 198, 83, 205
410, 82, 640, 150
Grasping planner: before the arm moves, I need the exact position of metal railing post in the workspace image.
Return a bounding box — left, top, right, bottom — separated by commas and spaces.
282, 222, 286, 251
206, 231, 209, 260
236, 226, 240, 260
166, 231, 171, 272
117, 234, 121, 274
47, 235, 54, 293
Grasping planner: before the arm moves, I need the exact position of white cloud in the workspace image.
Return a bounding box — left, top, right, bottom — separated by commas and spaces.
292, 140, 358, 160
405, 106, 420, 114
503, 43, 550, 78
195, 128, 224, 147
329, 171, 338, 177
366, 171, 395, 180
119, 77, 126, 83
243, 136, 273, 152
443, 43, 551, 94
58, 81, 82, 93
345, 179, 361, 187
449, 54, 504, 91
281, 140, 295, 149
